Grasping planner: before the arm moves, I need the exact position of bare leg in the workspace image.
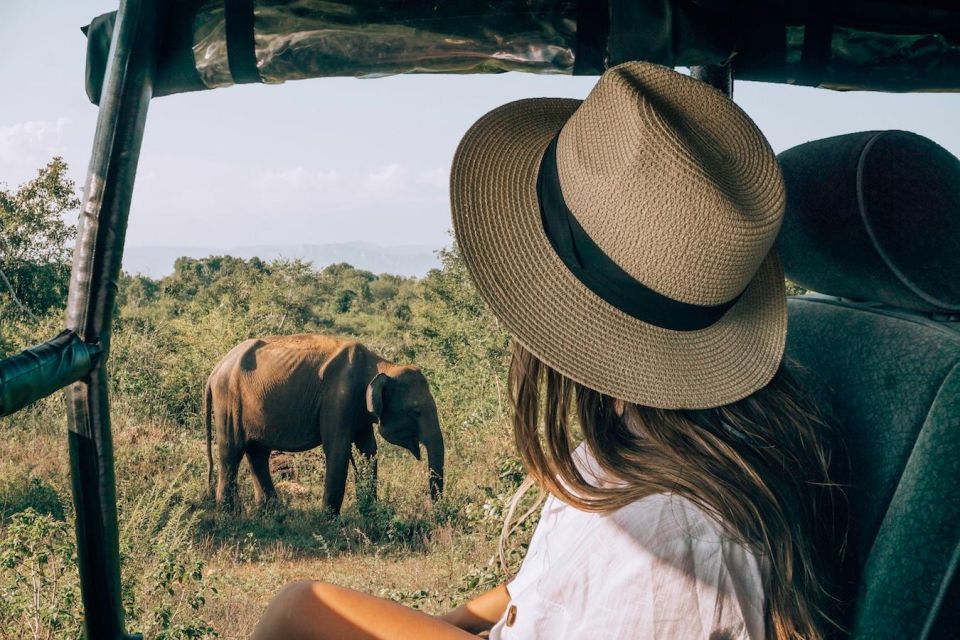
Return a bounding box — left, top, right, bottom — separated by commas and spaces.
322, 442, 351, 515
251, 581, 479, 640
354, 428, 378, 504
246, 444, 277, 509
216, 441, 244, 513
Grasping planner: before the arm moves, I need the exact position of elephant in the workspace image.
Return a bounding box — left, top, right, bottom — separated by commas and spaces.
204, 334, 444, 514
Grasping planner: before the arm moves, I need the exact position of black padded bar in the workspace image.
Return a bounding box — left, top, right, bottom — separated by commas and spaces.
225, 0, 260, 84
573, 0, 609, 75
691, 63, 733, 97
0, 331, 99, 417
65, 0, 159, 637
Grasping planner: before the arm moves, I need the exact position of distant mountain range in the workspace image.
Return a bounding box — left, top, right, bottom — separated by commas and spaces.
122, 243, 444, 279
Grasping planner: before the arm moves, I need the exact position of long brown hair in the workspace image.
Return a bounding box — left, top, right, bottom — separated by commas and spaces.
506, 341, 848, 640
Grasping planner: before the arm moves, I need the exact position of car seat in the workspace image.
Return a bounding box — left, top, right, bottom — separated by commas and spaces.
777, 130, 960, 639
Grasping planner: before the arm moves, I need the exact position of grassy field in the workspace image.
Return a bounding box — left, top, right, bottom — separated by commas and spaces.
1, 388, 534, 638
1, 177, 535, 637
0, 256, 534, 638
1, 158, 541, 636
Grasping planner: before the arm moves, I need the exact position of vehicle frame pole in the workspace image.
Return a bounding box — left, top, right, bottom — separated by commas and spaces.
64, 0, 158, 637
691, 63, 734, 97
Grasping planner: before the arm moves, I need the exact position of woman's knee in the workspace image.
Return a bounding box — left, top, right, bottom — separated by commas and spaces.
276, 580, 338, 617
281, 579, 327, 602
252, 580, 333, 639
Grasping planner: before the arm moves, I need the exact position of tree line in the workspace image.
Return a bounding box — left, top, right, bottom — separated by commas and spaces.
1, 159, 511, 436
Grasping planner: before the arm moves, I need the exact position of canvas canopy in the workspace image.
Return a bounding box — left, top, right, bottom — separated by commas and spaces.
83, 0, 960, 105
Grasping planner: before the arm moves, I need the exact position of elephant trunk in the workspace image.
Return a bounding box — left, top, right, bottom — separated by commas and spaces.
420, 416, 445, 501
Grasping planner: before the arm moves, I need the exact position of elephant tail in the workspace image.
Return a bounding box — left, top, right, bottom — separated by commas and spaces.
205, 380, 214, 496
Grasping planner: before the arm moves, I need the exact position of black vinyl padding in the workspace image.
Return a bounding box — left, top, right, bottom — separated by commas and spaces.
786, 297, 960, 639
0, 330, 99, 417
778, 130, 960, 313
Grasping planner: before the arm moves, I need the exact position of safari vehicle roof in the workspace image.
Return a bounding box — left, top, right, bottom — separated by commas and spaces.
1, 1, 958, 639
82, 0, 960, 104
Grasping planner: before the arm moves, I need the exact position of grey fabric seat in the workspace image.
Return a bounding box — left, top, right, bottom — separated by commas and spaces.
777, 130, 960, 639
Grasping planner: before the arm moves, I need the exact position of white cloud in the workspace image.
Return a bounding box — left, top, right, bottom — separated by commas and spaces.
268, 166, 308, 188
254, 163, 447, 209
414, 167, 449, 189
364, 163, 406, 195
0, 117, 71, 167
255, 167, 342, 205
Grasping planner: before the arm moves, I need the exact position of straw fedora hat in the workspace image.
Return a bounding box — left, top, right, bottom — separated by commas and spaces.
450, 62, 787, 409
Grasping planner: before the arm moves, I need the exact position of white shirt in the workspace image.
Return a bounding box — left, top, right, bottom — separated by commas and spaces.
489, 445, 768, 640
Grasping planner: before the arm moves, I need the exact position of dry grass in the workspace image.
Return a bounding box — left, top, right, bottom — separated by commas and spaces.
0, 397, 527, 638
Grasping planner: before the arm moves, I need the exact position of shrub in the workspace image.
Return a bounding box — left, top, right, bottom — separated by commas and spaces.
0, 508, 82, 640
119, 478, 218, 640
0, 477, 64, 521
0, 479, 218, 640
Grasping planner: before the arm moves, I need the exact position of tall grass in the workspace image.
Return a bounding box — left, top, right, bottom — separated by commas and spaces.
0, 249, 535, 637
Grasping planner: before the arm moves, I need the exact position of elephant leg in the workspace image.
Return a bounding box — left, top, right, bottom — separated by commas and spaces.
247, 444, 277, 509
216, 440, 244, 514
354, 428, 378, 505
322, 443, 351, 516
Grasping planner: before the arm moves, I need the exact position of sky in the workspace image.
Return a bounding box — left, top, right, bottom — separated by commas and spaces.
1, 1, 958, 251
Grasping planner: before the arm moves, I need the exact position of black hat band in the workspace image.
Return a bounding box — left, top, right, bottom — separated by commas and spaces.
537, 134, 742, 332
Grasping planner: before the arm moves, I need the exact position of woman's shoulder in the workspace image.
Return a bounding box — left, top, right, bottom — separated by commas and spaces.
570, 443, 745, 549
624, 491, 730, 535
589, 492, 733, 561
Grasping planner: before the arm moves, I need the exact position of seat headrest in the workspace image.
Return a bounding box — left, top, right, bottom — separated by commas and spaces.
777, 130, 960, 313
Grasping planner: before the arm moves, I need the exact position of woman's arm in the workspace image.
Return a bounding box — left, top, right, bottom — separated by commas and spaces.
252, 581, 480, 640
439, 584, 511, 634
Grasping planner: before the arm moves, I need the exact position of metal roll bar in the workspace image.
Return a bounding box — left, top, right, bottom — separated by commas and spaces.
691, 63, 734, 98
65, 0, 159, 635
0, 0, 159, 637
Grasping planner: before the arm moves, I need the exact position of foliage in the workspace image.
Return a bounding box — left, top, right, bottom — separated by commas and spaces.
411, 245, 511, 440
0, 158, 79, 351
786, 280, 808, 296
102, 238, 510, 437
0, 476, 64, 521
0, 509, 81, 640
0, 186, 516, 634
119, 479, 218, 640
0, 481, 219, 640
0, 159, 80, 362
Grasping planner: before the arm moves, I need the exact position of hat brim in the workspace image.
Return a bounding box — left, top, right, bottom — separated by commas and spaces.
451, 98, 787, 409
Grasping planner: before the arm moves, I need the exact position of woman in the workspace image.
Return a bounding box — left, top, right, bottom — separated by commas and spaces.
252, 61, 846, 640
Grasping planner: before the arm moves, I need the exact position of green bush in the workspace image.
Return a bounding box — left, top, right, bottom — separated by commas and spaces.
0, 480, 218, 640
0, 158, 78, 329
0, 508, 81, 640
0, 476, 65, 521
119, 478, 218, 640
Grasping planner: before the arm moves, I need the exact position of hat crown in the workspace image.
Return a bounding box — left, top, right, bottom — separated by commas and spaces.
554, 63, 785, 305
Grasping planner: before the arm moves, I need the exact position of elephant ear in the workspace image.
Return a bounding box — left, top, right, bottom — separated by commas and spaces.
366, 372, 389, 422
